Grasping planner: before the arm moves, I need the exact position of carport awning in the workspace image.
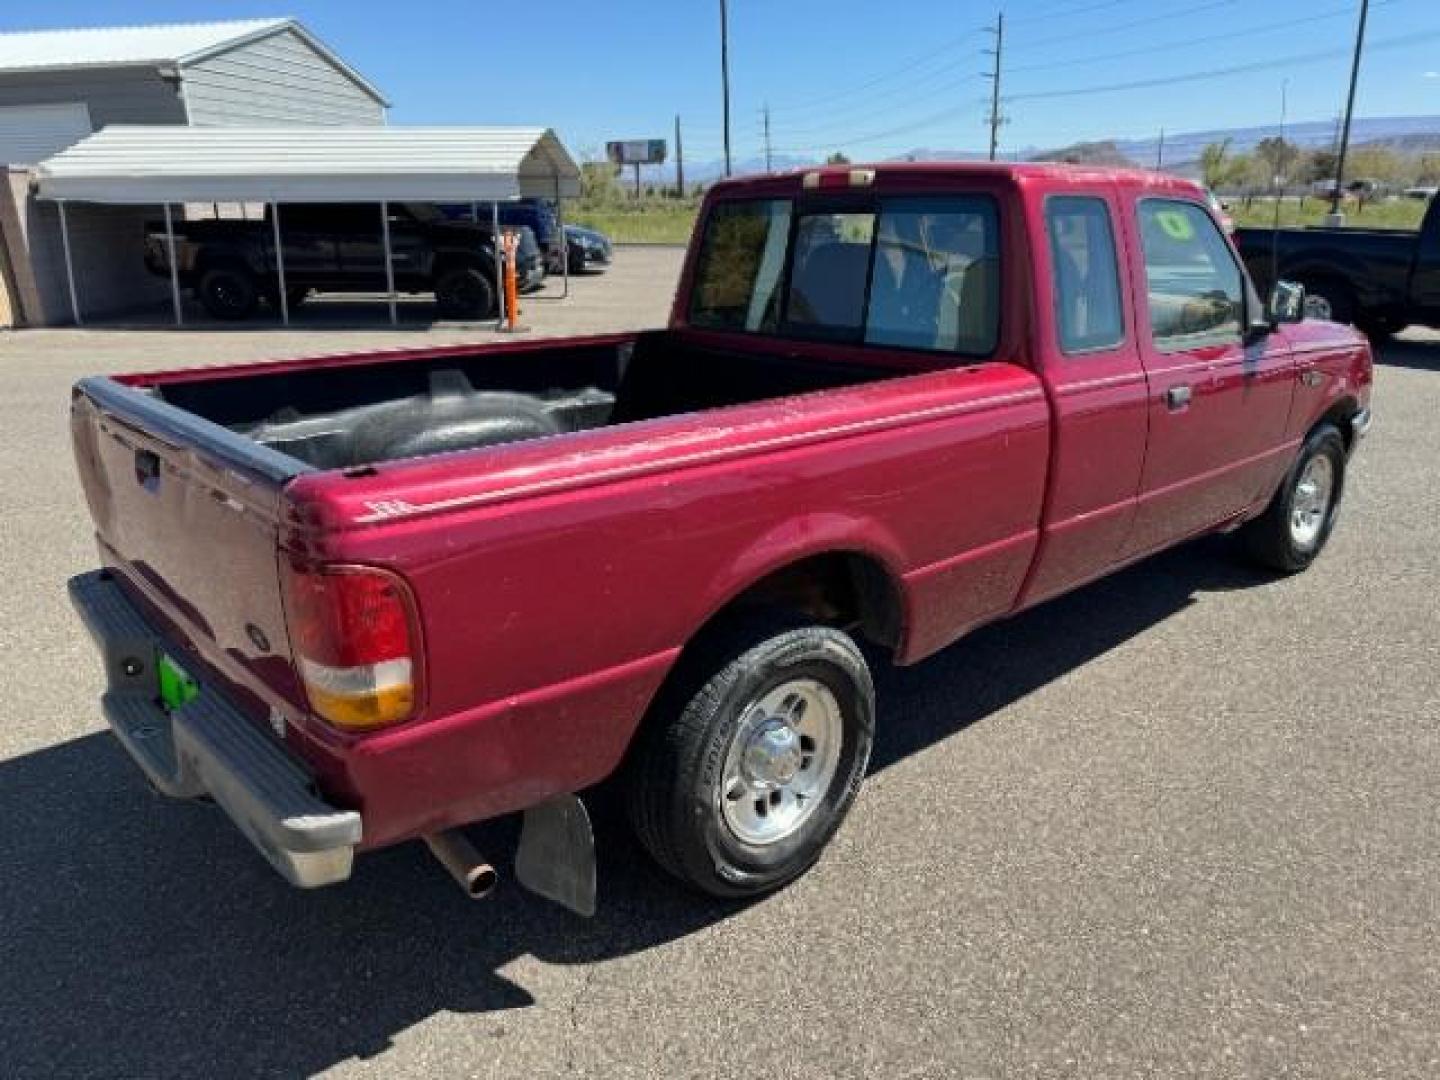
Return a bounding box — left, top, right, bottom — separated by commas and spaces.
33, 125, 581, 203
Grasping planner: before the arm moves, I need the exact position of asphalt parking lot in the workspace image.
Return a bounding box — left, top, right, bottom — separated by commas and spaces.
1, 247, 1436, 1079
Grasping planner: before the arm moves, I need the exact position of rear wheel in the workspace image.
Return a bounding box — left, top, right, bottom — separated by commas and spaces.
197, 265, 259, 320
1241, 423, 1346, 572
627, 613, 874, 898
434, 264, 495, 319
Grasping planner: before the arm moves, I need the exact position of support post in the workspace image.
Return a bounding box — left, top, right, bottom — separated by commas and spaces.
556, 172, 569, 299
162, 203, 183, 326
380, 200, 397, 326
271, 203, 289, 326
57, 201, 81, 326
985, 12, 1005, 162
1330, 0, 1370, 220
675, 114, 685, 196
492, 201, 503, 330
719, 0, 732, 177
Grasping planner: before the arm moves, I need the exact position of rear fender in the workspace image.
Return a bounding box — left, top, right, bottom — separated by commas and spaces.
690, 513, 911, 649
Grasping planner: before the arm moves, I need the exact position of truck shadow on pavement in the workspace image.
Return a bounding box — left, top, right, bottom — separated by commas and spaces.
0, 536, 1272, 1078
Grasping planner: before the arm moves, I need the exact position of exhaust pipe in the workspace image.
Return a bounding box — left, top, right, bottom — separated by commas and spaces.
425, 831, 498, 900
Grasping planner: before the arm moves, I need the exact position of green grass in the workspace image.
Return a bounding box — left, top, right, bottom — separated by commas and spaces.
568, 205, 699, 244
1229, 196, 1428, 231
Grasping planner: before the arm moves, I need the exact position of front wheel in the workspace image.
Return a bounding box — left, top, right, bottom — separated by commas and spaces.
627, 614, 875, 898
197, 265, 259, 320
1241, 423, 1346, 572
434, 265, 495, 319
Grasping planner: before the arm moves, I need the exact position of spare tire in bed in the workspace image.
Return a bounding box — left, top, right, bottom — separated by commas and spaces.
349, 390, 563, 463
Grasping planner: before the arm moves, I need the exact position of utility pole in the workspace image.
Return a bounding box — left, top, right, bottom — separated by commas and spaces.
675, 114, 685, 197
983, 12, 1005, 162
762, 103, 773, 172
719, 0, 732, 177
1155, 128, 1165, 171
1330, 0, 1369, 220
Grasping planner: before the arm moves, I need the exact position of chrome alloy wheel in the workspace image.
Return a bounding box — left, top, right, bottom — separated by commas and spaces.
719, 678, 844, 846
1290, 454, 1335, 550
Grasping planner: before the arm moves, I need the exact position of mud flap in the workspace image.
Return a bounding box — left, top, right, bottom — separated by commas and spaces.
514, 795, 597, 917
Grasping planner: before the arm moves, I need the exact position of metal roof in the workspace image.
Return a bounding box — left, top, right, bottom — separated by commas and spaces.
0, 18, 388, 104
34, 125, 582, 203
0, 18, 288, 71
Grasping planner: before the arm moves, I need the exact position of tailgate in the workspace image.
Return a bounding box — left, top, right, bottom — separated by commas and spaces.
70, 376, 312, 717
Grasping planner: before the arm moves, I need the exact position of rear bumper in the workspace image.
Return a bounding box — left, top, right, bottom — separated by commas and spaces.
68, 570, 361, 888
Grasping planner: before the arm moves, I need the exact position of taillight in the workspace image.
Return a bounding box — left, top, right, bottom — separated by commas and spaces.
282, 564, 419, 731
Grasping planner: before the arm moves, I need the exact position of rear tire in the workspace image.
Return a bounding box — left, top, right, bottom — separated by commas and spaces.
434, 265, 495, 319
626, 613, 875, 898
1241, 423, 1346, 573
197, 265, 259, 320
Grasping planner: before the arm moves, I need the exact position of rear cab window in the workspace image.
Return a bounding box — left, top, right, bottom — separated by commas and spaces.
1045, 196, 1125, 354
687, 192, 1000, 357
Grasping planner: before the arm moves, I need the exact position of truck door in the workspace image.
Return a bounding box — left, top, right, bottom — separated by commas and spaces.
274, 205, 343, 286
1124, 197, 1294, 557
1407, 196, 1440, 321
336, 204, 429, 291
1018, 189, 1149, 606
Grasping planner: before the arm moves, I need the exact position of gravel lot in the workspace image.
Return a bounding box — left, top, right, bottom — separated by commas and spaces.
1, 247, 1436, 1079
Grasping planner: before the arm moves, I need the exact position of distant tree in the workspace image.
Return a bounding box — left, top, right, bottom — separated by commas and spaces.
1417, 154, 1440, 186
1301, 149, 1339, 185
1199, 140, 1234, 190
1254, 137, 1301, 184
1346, 146, 1402, 184
826, 152, 851, 165
580, 161, 624, 205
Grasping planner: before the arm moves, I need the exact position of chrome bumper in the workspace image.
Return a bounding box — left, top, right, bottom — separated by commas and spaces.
1350, 407, 1373, 450
68, 571, 361, 888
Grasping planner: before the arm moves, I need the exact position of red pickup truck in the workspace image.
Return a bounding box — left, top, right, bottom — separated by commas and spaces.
69, 163, 1372, 915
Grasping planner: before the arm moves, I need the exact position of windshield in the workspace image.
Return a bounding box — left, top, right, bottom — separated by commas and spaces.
688, 195, 1000, 355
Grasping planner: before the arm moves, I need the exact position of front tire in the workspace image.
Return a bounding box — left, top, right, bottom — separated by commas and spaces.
434, 264, 495, 319
627, 614, 875, 898
197, 265, 259, 320
1241, 423, 1346, 572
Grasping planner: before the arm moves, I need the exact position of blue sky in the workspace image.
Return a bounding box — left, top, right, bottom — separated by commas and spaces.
8, 0, 1440, 167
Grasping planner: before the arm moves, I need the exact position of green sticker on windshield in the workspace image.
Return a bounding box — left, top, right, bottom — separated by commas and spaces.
1156, 209, 1194, 241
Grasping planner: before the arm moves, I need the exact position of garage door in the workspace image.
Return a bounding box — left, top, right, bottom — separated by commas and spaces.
0, 103, 92, 166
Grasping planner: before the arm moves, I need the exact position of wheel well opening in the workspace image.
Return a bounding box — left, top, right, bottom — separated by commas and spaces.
714, 552, 904, 655
1317, 397, 1361, 452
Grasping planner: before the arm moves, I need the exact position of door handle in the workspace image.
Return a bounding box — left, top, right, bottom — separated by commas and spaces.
1165, 384, 1192, 410
1299, 369, 1324, 387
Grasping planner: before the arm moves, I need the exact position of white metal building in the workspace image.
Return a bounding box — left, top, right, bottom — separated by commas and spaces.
34, 125, 582, 326
0, 19, 388, 326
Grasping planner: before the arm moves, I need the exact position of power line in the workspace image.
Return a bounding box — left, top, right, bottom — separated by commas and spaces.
764, 32, 978, 115
1007, 27, 1440, 102
1007, 0, 1131, 25
1007, 0, 1395, 74
763, 72, 982, 140
1008, 0, 1238, 53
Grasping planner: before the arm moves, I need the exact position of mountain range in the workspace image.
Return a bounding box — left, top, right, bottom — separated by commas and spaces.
678, 115, 1440, 182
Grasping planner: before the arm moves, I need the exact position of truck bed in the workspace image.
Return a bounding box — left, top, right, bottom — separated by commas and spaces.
136, 330, 900, 471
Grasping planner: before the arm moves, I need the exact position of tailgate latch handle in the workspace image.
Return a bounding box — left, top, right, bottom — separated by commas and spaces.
134, 448, 161, 490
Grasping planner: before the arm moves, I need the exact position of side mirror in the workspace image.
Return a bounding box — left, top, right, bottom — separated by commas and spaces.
1268, 280, 1306, 325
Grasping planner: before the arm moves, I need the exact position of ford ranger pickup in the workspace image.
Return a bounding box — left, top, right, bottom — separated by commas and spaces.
70, 163, 1373, 915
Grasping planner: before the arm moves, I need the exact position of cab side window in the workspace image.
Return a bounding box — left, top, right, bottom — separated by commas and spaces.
1045, 196, 1124, 353
1137, 199, 1243, 350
